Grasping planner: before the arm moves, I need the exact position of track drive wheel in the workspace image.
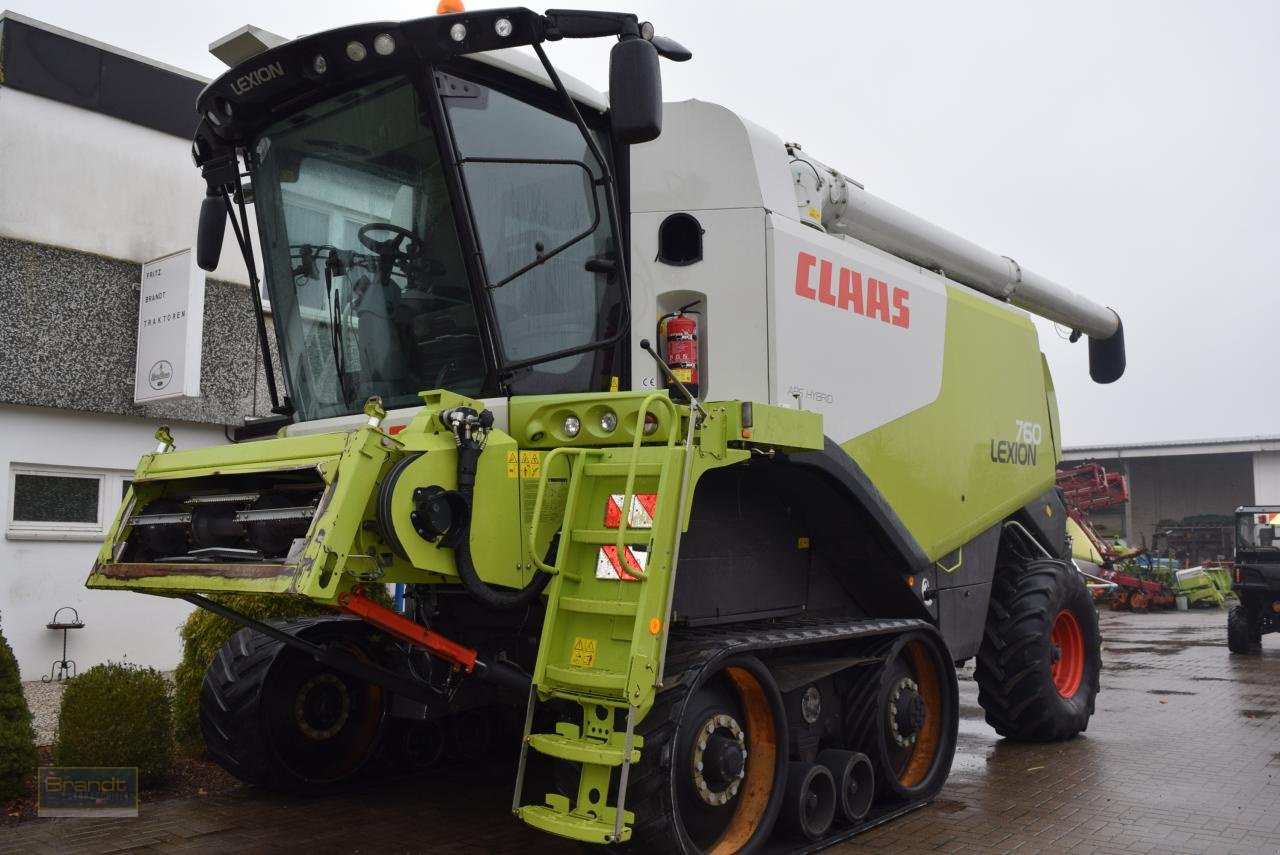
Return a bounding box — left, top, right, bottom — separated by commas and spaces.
626, 654, 789, 854
846, 630, 958, 804
201, 621, 387, 793
976, 559, 1101, 741
1227, 605, 1258, 654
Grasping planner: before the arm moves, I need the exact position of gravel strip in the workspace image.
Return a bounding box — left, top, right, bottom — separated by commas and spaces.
21, 679, 65, 746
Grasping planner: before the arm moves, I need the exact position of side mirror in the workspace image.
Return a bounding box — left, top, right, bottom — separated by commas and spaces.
609, 37, 661, 145
197, 193, 227, 272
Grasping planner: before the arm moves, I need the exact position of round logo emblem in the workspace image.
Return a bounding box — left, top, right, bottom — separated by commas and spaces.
149, 360, 173, 391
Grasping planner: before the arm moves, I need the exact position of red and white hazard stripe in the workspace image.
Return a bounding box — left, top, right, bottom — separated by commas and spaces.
597, 544, 646, 582
604, 493, 657, 530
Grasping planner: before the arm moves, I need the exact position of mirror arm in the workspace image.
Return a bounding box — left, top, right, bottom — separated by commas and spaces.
221, 169, 289, 417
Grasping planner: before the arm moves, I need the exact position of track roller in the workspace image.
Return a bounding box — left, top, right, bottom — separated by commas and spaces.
816, 748, 874, 823
779, 761, 837, 841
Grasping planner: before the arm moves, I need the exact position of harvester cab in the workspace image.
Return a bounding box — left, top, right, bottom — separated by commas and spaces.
88, 6, 1127, 852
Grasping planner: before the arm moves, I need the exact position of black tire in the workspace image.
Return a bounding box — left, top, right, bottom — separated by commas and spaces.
845, 630, 958, 804
975, 559, 1101, 741
625, 654, 789, 854
1227, 605, 1257, 654
200, 619, 387, 793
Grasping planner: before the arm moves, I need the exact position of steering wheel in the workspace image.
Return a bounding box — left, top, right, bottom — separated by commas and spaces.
358, 222, 424, 260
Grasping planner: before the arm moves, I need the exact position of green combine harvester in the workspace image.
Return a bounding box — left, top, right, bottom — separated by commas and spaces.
87, 7, 1127, 851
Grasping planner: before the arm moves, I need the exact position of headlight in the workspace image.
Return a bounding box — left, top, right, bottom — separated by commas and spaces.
312, 54, 328, 74
346, 41, 367, 62
373, 33, 396, 55
562, 415, 581, 438
643, 412, 659, 436
599, 411, 618, 433
494, 17, 513, 37
450, 23, 467, 42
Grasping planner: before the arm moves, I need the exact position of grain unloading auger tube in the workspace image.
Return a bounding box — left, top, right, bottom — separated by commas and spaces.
789, 147, 1125, 384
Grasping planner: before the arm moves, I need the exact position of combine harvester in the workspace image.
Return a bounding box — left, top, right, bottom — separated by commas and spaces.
87, 6, 1127, 851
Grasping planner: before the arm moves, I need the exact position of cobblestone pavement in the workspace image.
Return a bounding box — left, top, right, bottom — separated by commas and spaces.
2, 608, 1276, 854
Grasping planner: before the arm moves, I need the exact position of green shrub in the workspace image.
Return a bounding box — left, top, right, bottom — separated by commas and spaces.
0, 615, 38, 799
54, 662, 173, 785
172, 588, 390, 751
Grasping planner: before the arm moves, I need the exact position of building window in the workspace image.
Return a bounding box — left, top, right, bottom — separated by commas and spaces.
6, 465, 133, 541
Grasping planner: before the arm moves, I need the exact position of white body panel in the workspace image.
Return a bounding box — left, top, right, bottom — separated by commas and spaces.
767, 217, 948, 440
628, 208, 770, 404
629, 101, 795, 215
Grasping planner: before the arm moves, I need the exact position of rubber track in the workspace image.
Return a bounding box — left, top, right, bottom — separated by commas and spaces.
624, 616, 932, 854
974, 561, 1101, 741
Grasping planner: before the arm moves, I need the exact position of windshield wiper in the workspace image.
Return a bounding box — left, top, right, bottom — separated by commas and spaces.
324, 253, 352, 407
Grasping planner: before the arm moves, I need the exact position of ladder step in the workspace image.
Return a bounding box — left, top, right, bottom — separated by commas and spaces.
518, 802, 633, 844
572, 528, 650, 545
527, 730, 642, 767
583, 462, 664, 478
544, 664, 627, 692
558, 597, 638, 616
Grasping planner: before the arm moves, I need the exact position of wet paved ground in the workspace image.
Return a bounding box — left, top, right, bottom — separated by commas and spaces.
2, 608, 1277, 854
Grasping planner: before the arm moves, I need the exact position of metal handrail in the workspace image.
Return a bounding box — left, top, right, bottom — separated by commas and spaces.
610, 393, 682, 581
527, 446, 603, 575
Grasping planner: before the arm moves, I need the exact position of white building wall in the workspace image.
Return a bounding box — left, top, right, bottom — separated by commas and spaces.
0, 86, 251, 279
0, 404, 226, 679
1254, 451, 1280, 504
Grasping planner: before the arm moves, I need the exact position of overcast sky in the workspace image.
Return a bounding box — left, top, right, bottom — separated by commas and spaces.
13, 1, 1280, 447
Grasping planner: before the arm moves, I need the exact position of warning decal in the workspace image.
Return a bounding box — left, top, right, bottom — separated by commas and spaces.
596, 545, 647, 581
507, 450, 542, 479
604, 493, 657, 530
570, 636, 597, 667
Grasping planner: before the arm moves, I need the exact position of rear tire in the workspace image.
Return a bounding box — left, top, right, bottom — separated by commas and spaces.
1227, 605, 1257, 654
201, 620, 387, 793
976, 559, 1101, 741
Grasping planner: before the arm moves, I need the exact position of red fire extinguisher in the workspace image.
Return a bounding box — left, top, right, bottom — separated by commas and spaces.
659, 301, 700, 402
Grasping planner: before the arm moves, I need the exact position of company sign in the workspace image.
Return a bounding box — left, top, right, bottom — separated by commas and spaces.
37, 767, 139, 818
134, 249, 204, 403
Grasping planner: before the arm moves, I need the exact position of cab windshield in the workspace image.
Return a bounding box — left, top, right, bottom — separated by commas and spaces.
252, 71, 621, 422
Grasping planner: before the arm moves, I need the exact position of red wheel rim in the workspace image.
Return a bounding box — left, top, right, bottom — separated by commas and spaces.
1050, 609, 1084, 697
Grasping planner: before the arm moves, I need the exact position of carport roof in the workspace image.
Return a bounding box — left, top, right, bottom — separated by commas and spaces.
1063, 435, 1280, 460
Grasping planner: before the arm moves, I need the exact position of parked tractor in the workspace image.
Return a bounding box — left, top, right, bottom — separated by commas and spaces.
86, 7, 1127, 851
1228, 507, 1280, 653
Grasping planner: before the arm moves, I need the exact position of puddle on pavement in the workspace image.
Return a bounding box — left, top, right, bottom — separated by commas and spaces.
1240, 709, 1275, 719
1147, 689, 1196, 696
933, 799, 967, 814
1104, 645, 1185, 655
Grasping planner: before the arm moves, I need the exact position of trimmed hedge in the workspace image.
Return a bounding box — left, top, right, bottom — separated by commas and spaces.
172, 588, 391, 751
54, 662, 173, 785
0, 615, 38, 799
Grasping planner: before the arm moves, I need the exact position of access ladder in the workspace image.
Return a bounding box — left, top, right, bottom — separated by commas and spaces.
513, 393, 694, 844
